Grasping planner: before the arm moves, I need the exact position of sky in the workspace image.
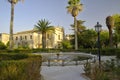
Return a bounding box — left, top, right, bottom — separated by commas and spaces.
0, 0, 120, 34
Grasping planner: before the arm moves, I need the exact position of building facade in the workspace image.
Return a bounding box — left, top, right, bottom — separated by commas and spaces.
0, 33, 9, 45
4, 26, 64, 49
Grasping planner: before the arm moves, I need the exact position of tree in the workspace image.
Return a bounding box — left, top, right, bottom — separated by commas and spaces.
112, 14, 120, 48
0, 41, 7, 49
113, 14, 120, 34
34, 19, 54, 49
70, 20, 86, 33
100, 30, 109, 48
77, 20, 86, 33
70, 20, 86, 48
78, 29, 96, 49
66, 0, 83, 50
106, 16, 114, 47
113, 33, 119, 48
62, 40, 72, 49
8, 0, 24, 50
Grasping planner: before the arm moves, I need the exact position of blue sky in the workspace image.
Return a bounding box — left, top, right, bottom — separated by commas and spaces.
0, 0, 120, 34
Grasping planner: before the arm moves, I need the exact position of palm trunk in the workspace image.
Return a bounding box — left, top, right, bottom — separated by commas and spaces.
42, 32, 46, 49
9, 2, 14, 49
38, 32, 40, 48
109, 28, 113, 47
74, 17, 78, 50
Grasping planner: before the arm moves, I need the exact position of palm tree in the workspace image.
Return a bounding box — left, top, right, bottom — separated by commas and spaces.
77, 20, 86, 32
106, 16, 114, 47
66, 0, 83, 50
70, 20, 86, 48
70, 20, 85, 31
8, 0, 24, 49
34, 19, 54, 49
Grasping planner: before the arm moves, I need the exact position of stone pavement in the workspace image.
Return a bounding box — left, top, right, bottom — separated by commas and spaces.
41, 65, 90, 80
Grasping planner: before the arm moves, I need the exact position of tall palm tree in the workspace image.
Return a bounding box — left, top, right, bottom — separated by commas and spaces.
77, 20, 86, 32
70, 20, 85, 31
8, 0, 24, 49
34, 19, 54, 49
106, 16, 114, 47
66, 0, 83, 50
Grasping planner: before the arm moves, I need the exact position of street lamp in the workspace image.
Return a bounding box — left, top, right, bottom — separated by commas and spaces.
94, 22, 102, 67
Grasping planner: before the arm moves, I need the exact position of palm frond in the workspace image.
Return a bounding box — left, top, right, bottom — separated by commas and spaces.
66, 6, 73, 13
76, 4, 83, 11
34, 19, 54, 33
66, 0, 83, 17
8, 0, 24, 4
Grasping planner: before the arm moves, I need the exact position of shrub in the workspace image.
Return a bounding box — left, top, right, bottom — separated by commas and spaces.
84, 60, 91, 75
0, 53, 42, 80
73, 56, 92, 61
0, 53, 28, 60
85, 59, 120, 80
116, 50, 120, 59
0, 41, 7, 49
83, 61, 109, 80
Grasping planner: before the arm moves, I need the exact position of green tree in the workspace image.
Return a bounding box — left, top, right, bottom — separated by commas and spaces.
8, 0, 24, 50
100, 30, 109, 48
106, 16, 114, 47
78, 29, 96, 49
62, 40, 72, 49
113, 14, 120, 34
112, 14, 120, 48
77, 20, 86, 33
34, 19, 54, 49
113, 33, 119, 48
70, 20, 86, 33
66, 0, 83, 50
0, 41, 7, 49
70, 20, 86, 48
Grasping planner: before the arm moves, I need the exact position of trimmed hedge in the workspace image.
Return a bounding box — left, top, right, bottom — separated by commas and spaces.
0, 53, 42, 80
0, 53, 28, 61
77, 48, 120, 56
0, 49, 32, 54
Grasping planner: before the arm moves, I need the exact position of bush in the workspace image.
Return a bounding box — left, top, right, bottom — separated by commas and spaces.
0, 49, 32, 54
84, 59, 120, 80
0, 53, 29, 61
73, 56, 92, 61
84, 60, 91, 75
80, 48, 120, 56
116, 50, 120, 59
0, 53, 42, 80
0, 41, 7, 49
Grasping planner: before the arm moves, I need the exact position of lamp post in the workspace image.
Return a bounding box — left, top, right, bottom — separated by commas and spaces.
94, 22, 102, 67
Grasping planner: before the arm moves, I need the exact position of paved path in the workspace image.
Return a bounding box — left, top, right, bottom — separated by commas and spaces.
41, 65, 89, 80
40, 52, 116, 80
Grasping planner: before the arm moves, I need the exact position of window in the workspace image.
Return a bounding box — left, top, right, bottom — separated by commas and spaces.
58, 35, 60, 40
20, 36, 22, 40
0, 34, 1, 39
16, 37, 18, 40
47, 34, 49, 39
25, 36, 27, 40
30, 35, 32, 39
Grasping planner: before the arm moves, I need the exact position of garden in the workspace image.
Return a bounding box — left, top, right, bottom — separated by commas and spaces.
84, 54, 120, 80
0, 53, 42, 80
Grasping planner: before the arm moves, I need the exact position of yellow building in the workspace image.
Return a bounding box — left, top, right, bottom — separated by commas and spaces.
13, 26, 64, 49
0, 33, 9, 45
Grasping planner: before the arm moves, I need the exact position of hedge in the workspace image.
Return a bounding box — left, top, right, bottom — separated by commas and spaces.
0, 53, 42, 80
